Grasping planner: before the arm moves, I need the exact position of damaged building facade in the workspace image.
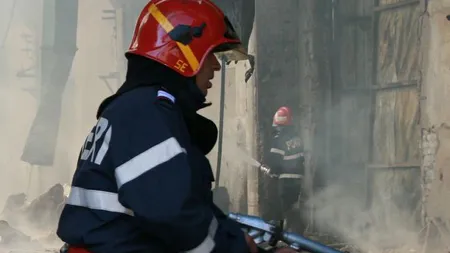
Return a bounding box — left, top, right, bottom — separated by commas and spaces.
244, 0, 450, 246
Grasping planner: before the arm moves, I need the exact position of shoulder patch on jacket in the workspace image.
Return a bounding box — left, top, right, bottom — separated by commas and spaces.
157, 90, 175, 103
155, 90, 176, 109
285, 137, 302, 151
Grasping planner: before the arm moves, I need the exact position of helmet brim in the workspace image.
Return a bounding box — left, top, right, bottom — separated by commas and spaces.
213, 43, 249, 62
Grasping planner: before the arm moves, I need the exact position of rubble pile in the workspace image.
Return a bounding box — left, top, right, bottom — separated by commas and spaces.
0, 184, 68, 251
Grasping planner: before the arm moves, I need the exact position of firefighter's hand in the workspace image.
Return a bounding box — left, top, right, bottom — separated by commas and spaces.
245, 234, 258, 253
259, 164, 279, 178
259, 164, 271, 175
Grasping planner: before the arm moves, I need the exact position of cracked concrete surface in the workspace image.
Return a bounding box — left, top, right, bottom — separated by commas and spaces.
421, 0, 450, 222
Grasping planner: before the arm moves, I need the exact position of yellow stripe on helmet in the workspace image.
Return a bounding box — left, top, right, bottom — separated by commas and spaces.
148, 3, 200, 73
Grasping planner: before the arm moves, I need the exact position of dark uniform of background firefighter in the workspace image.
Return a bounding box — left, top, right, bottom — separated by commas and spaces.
265, 106, 305, 231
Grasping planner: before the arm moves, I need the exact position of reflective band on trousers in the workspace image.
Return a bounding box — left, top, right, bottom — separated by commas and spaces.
115, 137, 186, 188
66, 186, 134, 216
184, 217, 218, 253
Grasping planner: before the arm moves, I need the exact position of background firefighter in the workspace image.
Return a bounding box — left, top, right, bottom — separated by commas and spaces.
264, 106, 305, 232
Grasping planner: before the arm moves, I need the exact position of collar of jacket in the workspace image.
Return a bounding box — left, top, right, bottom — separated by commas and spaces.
96, 55, 211, 119
271, 125, 296, 136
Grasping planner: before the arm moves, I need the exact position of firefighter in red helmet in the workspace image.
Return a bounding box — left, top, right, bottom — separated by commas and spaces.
56, 1, 264, 253
263, 106, 305, 231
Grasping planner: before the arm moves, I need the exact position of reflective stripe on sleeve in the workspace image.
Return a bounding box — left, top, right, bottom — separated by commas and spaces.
66, 186, 134, 216
283, 152, 303, 160
115, 137, 186, 188
184, 217, 218, 253
270, 148, 285, 155
279, 173, 303, 179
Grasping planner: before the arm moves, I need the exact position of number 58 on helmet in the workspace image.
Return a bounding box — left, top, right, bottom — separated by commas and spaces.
126, 0, 249, 77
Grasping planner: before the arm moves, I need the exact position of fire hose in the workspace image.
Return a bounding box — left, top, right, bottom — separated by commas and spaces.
228, 213, 344, 253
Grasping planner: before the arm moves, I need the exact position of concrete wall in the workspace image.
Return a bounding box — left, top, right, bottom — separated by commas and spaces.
200, 58, 257, 214
421, 0, 450, 223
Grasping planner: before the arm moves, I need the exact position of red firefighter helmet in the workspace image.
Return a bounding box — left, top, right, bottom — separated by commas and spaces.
126, 0, 248, 77
273, 106, 293, 126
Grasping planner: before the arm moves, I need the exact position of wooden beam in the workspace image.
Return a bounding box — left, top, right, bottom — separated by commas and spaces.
340, 80, 418, 93
368, 0, 380, 170
373, 0, 419, 13
376, 80, 418, 91
366, 163, 421, 170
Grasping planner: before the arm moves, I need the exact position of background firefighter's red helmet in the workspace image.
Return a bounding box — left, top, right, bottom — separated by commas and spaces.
273, 106, 293, 126
126, 0, 249, 77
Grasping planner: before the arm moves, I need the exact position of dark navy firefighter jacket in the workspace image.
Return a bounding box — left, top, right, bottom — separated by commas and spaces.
267, 126, 305, 179
57, 56, 249, 253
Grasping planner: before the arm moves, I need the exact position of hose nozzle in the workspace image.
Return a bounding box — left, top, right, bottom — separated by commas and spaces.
259, 164, 278, 178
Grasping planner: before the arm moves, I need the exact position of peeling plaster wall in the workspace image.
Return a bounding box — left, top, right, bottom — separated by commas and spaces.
421, 0, 450, 222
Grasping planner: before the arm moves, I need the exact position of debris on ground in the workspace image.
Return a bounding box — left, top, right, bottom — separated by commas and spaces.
0, 183, 438, 253
0, 183, 67, 251
0, 220, 31, 244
